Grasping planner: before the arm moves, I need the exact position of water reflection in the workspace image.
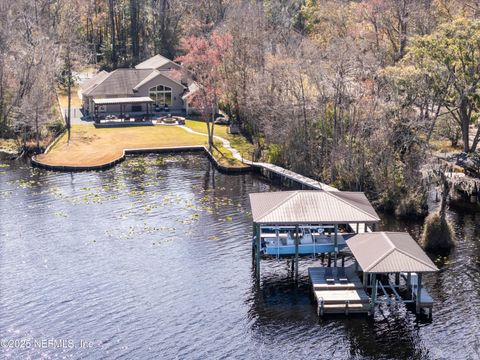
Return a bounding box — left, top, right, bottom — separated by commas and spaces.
0, 154, 479, 359
248, 269, 429, 359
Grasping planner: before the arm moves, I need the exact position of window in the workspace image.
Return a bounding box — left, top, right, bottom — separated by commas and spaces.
149, 85, 172, 106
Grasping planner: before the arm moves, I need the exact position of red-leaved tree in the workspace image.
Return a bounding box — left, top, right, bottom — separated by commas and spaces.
176, 32, 232, 150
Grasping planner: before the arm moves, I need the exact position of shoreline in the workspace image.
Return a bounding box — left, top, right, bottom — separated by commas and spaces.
29, 124, 335, 191
32, 123, 251, 172
32, 145, 251, 174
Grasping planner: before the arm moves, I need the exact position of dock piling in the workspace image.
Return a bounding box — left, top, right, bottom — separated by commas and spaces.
294, 226, 299, 283
334, 224, 338, 267
255, 224, 261, 280
370, 275, 377, 316
416, 273, 423, 314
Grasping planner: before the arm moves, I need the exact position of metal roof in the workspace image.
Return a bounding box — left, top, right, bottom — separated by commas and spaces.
346, 232, 438, 273
249, 191, 380, 224
93, 97, 153, 105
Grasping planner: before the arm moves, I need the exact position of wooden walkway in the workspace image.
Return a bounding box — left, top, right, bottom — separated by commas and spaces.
183, 126, 337, 191
309, 266, 371, 316
253, 162, 338, 191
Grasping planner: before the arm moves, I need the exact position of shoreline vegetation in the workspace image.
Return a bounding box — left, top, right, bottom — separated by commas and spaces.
3, 1, 480, 223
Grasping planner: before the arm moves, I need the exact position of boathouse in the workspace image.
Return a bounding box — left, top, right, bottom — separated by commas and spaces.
248, 190, 439, 317
249, 190, 381, 281
346, 232, 438, 315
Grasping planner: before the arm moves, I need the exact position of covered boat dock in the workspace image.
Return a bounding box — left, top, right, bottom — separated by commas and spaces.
346, 232, 439, 316
249, 190, 381, 282
248, 190, 439, 318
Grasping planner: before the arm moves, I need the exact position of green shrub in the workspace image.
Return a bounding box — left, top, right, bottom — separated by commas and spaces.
421, 211, 455, 252
47, 120, 65, 135
266, 143, 281, 164
395, 191, 428, 218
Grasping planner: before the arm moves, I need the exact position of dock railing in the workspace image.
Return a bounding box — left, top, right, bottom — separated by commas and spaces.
317, 297, 370, 316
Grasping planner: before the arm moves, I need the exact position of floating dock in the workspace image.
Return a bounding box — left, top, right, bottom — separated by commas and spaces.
309, 266, 371, 316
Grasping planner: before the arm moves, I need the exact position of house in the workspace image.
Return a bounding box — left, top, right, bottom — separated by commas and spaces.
80, 54, 198, 119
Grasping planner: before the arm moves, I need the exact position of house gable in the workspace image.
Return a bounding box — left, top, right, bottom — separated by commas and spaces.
134, 71, 186, 97
135, 54, 181, 71
133, 71, 186, 109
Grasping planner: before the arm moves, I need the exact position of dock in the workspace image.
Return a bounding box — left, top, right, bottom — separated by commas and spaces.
253, 162, 338, 191
249, 190, 381, 282
308, 266, 371, 316
248, 191, 438, 319
402, 272, 434, 317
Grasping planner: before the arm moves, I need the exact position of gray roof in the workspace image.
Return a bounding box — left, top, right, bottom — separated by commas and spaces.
346, 232, 438, 273
81, 67, 191, 98
83, 69, 155, 97
135, 54, 180, 70
80, 70, 109, 93
182, 82, 200, 99
249, 190, 380, 224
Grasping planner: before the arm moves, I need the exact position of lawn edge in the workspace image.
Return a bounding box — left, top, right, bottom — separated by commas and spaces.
32, 145, 251, 173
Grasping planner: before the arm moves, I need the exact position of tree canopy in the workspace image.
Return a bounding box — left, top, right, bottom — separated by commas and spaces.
405, 17, 480, 153
3, 0, 480, 216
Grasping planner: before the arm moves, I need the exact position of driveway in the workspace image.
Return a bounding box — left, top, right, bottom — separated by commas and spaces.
61, 106, 94, 125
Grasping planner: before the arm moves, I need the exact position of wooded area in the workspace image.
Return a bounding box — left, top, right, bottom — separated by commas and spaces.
2, 0, 480, 216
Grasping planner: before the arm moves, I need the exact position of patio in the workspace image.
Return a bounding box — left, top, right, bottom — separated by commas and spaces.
93, 97, 154, 124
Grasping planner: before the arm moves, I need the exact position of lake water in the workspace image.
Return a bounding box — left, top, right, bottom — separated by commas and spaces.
0, 154, 479, 359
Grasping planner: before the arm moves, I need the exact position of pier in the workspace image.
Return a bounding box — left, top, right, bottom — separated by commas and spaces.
308, 232, 438, 317
309, 266, 371, 316
248, 191, 439, 319
252, 161, 338, 191
249, 190, 381, 283
346, 232, 438, 317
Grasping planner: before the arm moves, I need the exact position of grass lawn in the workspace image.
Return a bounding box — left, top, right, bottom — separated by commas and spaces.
57, 87, 82, 108
35, 124, 249, 169
185, 119, 254, 160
